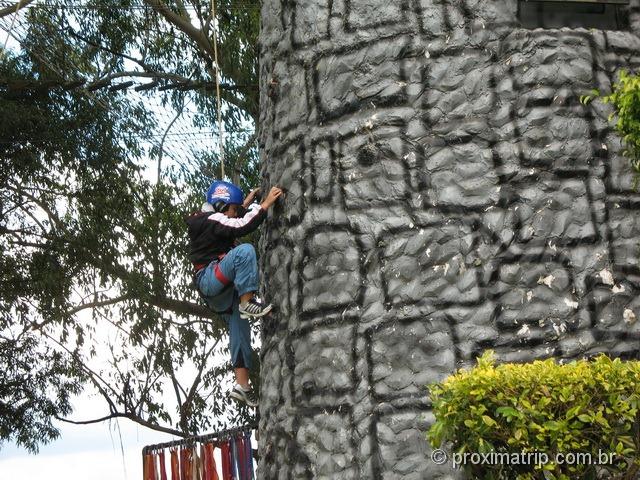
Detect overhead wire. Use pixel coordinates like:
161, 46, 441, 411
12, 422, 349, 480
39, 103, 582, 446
1, 0, 25, 53
0, 1, 260, 11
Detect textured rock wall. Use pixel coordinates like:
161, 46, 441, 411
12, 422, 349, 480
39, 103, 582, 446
257, 1, 640, 478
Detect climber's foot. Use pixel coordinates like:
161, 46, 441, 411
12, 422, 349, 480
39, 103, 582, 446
239, 297, 273, 319
229, 384, 258, 408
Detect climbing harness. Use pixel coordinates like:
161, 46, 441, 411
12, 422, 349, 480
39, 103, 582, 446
193, 253, 234, 315
193, 259, 231, 289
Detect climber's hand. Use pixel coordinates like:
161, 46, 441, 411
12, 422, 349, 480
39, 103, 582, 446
261, 186, 283, 210
243, 187, 261, 208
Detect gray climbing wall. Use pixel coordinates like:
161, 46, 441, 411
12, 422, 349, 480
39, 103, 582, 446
257, 1, 640, 478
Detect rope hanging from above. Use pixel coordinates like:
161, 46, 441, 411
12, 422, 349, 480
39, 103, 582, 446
210, 0, 226, 180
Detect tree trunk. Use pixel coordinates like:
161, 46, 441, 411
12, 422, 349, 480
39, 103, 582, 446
258, 1, 640, 478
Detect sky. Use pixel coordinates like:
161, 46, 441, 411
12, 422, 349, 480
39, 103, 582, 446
0, 389, 256, 479
0, 384, 183, 480
0, 400, 176, 480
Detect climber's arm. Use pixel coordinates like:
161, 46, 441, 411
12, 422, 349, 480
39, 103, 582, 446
206, 186, 283, 237
207, 203, 266, 237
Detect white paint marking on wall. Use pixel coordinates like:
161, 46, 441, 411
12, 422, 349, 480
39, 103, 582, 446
564, 298, 579, 309
537, 275, 555, 288
599, 269, 614, 286
517, 324, 530, 337
623, 309, 636, 325
612, 284, 625, 294
553, 322, 567, 337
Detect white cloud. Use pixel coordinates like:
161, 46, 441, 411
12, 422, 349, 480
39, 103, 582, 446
0, 401, 176, 479
0, 446, 149, 480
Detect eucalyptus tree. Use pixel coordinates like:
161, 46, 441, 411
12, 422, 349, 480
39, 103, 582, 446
0, 0, 261, 452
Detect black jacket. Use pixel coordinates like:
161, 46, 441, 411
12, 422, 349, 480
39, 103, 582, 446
186, 203, 266, 266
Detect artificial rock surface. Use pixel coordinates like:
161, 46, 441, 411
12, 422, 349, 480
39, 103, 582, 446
257, 1, 640, 478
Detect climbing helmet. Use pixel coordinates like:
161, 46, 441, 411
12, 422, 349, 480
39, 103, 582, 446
206, 180, 244, 213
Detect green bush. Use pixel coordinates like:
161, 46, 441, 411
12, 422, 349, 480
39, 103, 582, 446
428, 352, 640, 479
582, 70, 640, 184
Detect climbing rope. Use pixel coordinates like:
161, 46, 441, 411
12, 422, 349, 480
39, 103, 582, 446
210, 0, 225, 180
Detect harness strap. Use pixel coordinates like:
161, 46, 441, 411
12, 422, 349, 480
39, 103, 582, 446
214, 263, 232, 286
192, 256, 234, 315
193, 253, 227, 274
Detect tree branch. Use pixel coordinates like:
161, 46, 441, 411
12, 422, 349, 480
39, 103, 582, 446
56, 413, 186, 437
142, 0, 215, 60
67, 28, 154, 72
3, 71, 253, 93
7, 239, 47, 249
6, 184, 63, 230
174, 0, 189, 19
86, 70, 191, 90
147, 295, 223, 329
55, 414, 119, 425
179, 339, 218, 431
41, 331, 121, 406
169, 366, 184, 412
10, 233, 222, 330
30, 294, 130, 332
134, 330, 160, 416
193, 0, 207, 32
67, 294, 130, 316
157, 98, 188, 182
16, 204, 47, 235
0, 0, 35, 18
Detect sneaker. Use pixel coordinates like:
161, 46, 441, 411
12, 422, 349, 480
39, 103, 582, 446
229, 384, 258, 408
239, 297, 273, 319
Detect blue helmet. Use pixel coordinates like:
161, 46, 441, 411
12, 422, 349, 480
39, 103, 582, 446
206, 180, 244, 212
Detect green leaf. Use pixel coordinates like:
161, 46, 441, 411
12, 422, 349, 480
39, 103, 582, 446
482, 415, 498, 427
496, 406, 519, 418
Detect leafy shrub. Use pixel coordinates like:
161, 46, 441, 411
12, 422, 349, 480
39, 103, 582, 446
582, 70, 640, 184
428, 352, 640, 479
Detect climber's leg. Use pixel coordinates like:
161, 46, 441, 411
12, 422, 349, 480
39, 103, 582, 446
217, 243, 272, 319
235, 366, 249, 387
225, 298, 253, 371
216, 243, 259, 297
225, 298, 258, 407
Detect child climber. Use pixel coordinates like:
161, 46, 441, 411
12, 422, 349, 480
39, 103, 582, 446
187, 180, 283, 407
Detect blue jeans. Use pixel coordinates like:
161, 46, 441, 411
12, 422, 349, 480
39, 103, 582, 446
197, 243, 258, 369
